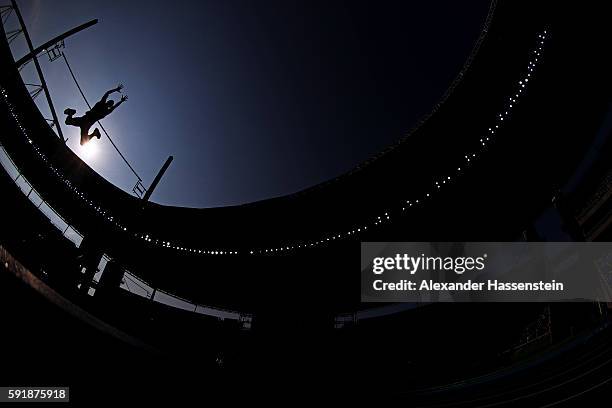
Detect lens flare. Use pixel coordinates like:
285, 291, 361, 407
80, 140, 98, 160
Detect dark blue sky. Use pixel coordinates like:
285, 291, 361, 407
10, 0, 490, 207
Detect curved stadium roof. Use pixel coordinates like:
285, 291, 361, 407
2, 1, 606, 312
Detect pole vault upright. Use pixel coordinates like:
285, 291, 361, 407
10, 0, 66, 141
9, 1, 98, 144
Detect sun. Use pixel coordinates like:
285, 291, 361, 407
80, 140, 98, 160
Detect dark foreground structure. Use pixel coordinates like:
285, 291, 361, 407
1, 1, 612, 403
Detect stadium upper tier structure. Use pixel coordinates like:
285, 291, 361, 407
1, 0, 612, 401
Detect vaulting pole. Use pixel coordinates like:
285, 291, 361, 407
14, 19, 98, 67
142, 156, 173, 202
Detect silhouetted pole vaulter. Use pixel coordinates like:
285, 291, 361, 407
62, 54, 145, 191
61, 54, 174, 200
64, 84, 128, 145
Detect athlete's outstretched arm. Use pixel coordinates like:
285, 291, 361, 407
101, 84, 124, 103
109, 95, 128, 113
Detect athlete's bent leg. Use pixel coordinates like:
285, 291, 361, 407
80, 126, 92, 146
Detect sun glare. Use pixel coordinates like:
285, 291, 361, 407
80, 141, 98, 160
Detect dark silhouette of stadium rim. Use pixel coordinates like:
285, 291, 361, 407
0, 3, 504, 241
3, 2, 612, 396
1, 1, 590, 313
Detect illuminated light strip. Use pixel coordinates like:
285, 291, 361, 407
0, 109, 254, 320
252, 28, 551, 255
0, 29, 550, 257
0, 144, 84, 247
